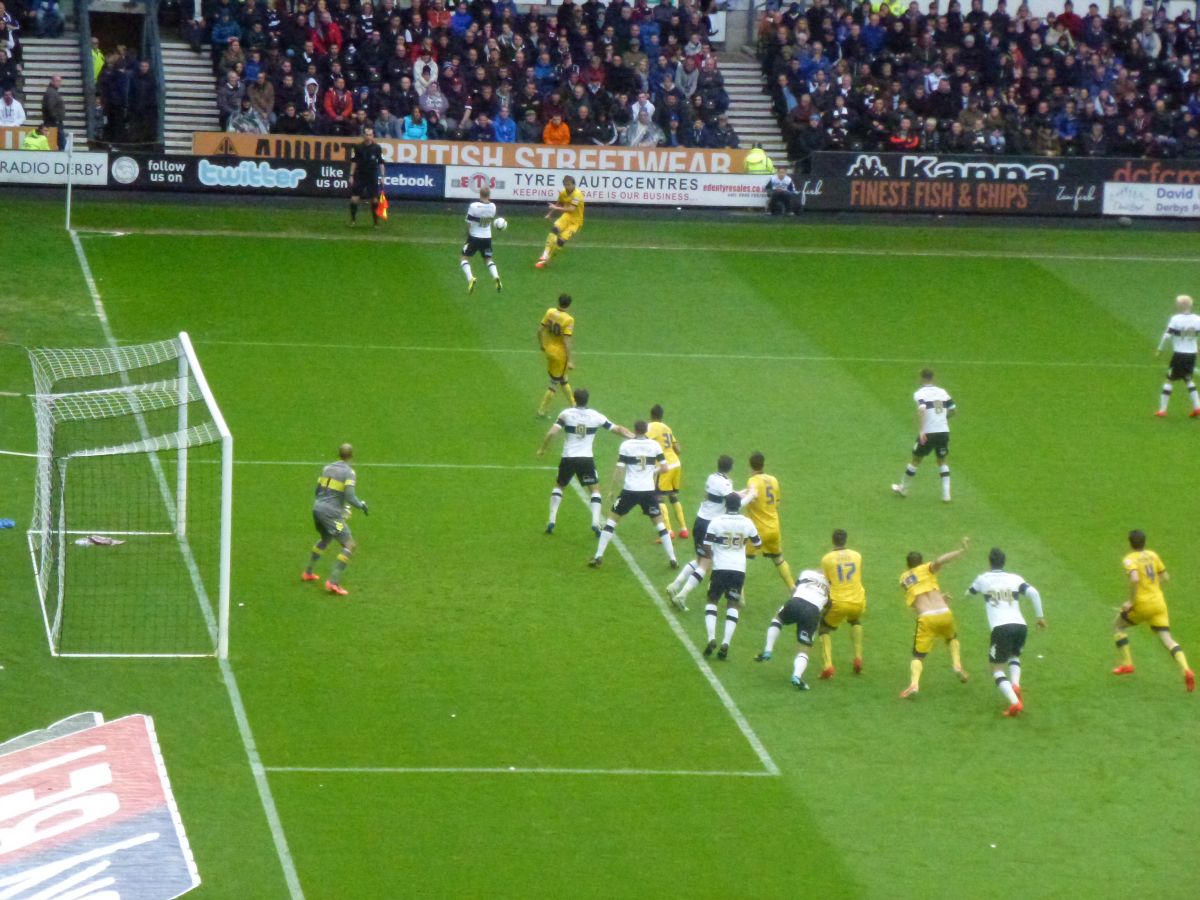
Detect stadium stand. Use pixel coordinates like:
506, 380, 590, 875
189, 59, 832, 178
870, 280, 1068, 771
756, 0, 1200, 164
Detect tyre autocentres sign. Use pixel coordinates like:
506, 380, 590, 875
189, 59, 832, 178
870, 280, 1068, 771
444, 165, 768, 207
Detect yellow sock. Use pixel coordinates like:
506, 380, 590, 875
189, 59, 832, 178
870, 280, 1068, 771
851, 623, 864, 660
776, 560, 794, 588
671, 501, 686, 532
910, 658, 924, 687
561, 381, 574, 405
659, 498, 675, 532
1171, 646, 1190, 672
537, 387, 556, 415
543, 235, 557, 257
1116, 633, 1133, 666
950, 638, 963, 671
820, 633, 833, 670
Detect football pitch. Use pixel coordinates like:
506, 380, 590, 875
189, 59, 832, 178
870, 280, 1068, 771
3, 195, 1200, 898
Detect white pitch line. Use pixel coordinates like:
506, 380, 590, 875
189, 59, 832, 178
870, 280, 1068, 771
265, 766, 774, 777
196, 338, 1152, 371
233, 459, 553, 471
68, 230, 306, 900
571, 483, 780, 777
0, 449, 40, 458
75, 225, 1200, 265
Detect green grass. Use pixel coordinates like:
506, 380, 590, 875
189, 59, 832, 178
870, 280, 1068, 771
3, 195, 1200, 898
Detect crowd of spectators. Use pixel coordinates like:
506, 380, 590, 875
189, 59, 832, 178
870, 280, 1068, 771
194, 0, 741, 147
94, 39, 160, 146
759, 0, 1200, 162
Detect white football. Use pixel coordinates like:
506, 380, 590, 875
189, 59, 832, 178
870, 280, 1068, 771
493, 217, 508, 231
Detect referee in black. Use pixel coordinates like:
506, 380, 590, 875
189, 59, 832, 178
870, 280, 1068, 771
348, 126, 385, 227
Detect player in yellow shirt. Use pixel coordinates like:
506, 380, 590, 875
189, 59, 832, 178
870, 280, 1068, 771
646, 405, 687, 540
899, 537, 971, 698
1113, 530, 1194, 691
818, 529, 866, 679
536, 175, 585, 269
537, 293, 576, 417
741, 452, 794, 589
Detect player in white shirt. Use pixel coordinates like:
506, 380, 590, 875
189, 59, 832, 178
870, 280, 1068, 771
537, 388, 633, 535
1154, 294, 1200, 417
754, 569, 831, 691
966, 548, 1046, 717
700, 494, 762, 659
460, 186, 502, 293
666, 455, 736, 610
589, 420, 677, 568
892, 368, 956, 502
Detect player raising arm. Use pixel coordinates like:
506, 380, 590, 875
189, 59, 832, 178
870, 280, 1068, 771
967, 548, 1046, 717
589, 421, 677, 569
899, 537, 971, 698
537, 388, 633, 535
536, 175, 585, 269
1112, 530, 1194, 691
302, 443, 370, 596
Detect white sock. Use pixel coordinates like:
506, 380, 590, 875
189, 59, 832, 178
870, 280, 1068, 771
722, 608, 739, 646
671, 560, 697, 591
658, 527, 676, 562
487, 260, 500, 280
595, 521, 616, 558
939, 464, 951, 500
677, 567, 703, 600
995, 673, 1019, 704
793, 651, 809, 680
1189, 382, 1199, 409
901, 464, 916, 486
1161, 384, 1172, 412
1008, 660, 1021, 687
765, 622, 781, 653
548, 488, 563, 524
589, 493, 602, 527
460, 260, 473, 282
705, 604, 718, 641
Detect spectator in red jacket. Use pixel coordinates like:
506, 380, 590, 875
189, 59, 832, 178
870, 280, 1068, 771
1057, 1, 1084, 39
323, 76, 355, 134
310, 12, 345, 56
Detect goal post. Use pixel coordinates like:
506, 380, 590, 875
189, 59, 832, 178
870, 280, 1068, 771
27, 333, 233, 658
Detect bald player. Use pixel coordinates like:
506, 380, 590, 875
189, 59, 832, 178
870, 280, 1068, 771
302, 443, 370, 596
1154, 294, 1200, 418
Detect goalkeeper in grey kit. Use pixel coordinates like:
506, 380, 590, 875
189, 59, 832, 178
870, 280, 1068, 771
302, 443, 369, 596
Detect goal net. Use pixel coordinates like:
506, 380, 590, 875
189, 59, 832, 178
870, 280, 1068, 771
27, 333, 232, 658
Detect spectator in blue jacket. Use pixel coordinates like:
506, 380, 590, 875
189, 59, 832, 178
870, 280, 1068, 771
493, 107, 516, 142
402, 107, 428, 139
450, 2, 474, 36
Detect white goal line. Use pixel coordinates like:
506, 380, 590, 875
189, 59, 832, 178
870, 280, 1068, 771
265, 766, 775, 778
76, 226, 1200, 265
195, 339, 1153, 372
231, 460, 554, 471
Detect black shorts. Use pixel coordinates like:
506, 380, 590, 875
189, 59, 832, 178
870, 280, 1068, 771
557, 456, 598, 487
775, 597, 821, 646
613, 490, 660, 517
1168, 352, 1197, 382
351, 175, 379, 198
462, 235, 494, 258
913, 431, 950, 459
707, 569, 745, 603
692, 516, 711, 557
988, 623, 1027, 663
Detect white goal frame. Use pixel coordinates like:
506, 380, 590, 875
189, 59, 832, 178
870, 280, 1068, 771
26, 332, 233, 659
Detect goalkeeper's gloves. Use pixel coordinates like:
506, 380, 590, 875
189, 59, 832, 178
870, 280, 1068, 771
359, 501, 369, 516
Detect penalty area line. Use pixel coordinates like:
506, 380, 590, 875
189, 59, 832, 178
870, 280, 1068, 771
265, 766, 775, 778
570, 482, 780, 777
231, 459, 554, 471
